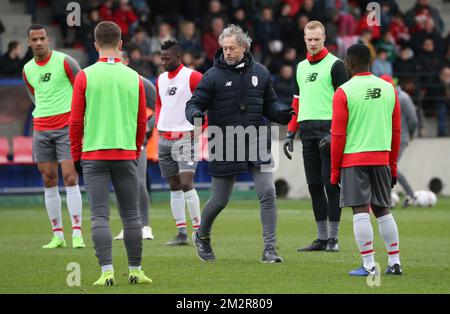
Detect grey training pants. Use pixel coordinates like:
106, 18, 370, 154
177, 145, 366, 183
138, 146, 150, 226
83, 160, 142, 267
198, 166, 278, 250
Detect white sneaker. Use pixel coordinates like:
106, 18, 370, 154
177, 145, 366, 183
142, 226, 154, 240
114, 229, 124, 240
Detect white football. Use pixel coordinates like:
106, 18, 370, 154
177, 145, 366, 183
412, 190, 437, 207
426, 191, 437, 207
390, 191, 400, 208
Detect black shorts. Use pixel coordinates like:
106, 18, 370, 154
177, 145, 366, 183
340, 166, 392, 208
301, 137, 331, 184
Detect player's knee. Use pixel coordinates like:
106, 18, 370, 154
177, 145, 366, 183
122, 219, 142, 230
63, 173, 77, 186
41, 172, 57, 187
180, 181, 194, 192
210, 196, 229, 210
308, 183, 323, 196
257, 186, 276, 203
91, 217, 109, 230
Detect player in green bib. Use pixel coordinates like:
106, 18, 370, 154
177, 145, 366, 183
330, 44, 402, 276
69, 21, 151, 286
283, 21, 348, 252
22, 24, 85, 250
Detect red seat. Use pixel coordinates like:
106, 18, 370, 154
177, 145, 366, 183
0, 137, 9, 164
13, 136, 33, 164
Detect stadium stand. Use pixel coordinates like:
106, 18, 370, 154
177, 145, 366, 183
12, 136, 33, 164
0, 137, 9, 164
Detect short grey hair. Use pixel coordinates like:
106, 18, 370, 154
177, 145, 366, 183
218, 24, 252, 52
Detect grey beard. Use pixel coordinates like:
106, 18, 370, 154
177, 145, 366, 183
225, 55, 244, 66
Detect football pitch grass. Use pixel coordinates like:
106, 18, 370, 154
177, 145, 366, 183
1, 196, 449, 294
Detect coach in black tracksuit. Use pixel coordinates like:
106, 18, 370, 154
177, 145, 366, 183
283, 21, 349, 252
186, 24, 293, 263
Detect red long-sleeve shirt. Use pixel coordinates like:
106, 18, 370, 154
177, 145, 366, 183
69, 58, 147, 161
330, 72, 401, 184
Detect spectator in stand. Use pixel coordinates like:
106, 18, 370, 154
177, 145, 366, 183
372, 48, 393, 77
411, 18, 445, 55
355, 11, 381, 41
130, 0, 150, 24
273, 64, 296, 106
323, 0, 356, 37
112, 0, 139, 39
0, 41, 24, 77
131, 26, 153, 61
281, 0, 302, 17
393, 46, 420, 83
358, 29, 376, 63
286, 14, 309, 59
0, 18, 5, 55
149, 22, 174, 54
99, 0, 114, 21
379, 1, 396, 33
254, 6, 282, 62
51, 0, 74, 47
203, 0, 227, 33
202, 16, 225, 67
417, 38, 444, 113
298, 0, 324, 22
324, 9, 340, 53
267, 46, 298, 74
430, 66, 450, 136
445, 41, 450, 68
78, 9, 100, 65
182, 51, 196, 69
405, 0, 444, 34
127, 46, 153, 78
375, 31, 397, 63
178, 20, 203, 57
389, 12, 410, 46
230, 7, 252, 34
277, 2, 294, 42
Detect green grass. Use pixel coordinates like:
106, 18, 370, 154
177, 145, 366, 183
0, 196, 450, 294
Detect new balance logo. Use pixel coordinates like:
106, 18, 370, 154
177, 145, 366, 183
365, 88, 381, 99
38, 73, 52, 83
390, 242, 398, 247
225, 81, 232, 87
305, 72, 318, 82
166, 87, 177, 96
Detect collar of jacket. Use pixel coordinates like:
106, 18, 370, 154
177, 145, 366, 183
214, 49, 254, 71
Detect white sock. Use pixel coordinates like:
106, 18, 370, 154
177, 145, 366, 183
170, 190, 186, 232
65, 185, 82, 237
377, 213, 401, 266
129, 266, 141, 272
353, 213, 375, 269
101, 265, 114, 273
44, 186, 64, 239
185, 189, 201, 230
